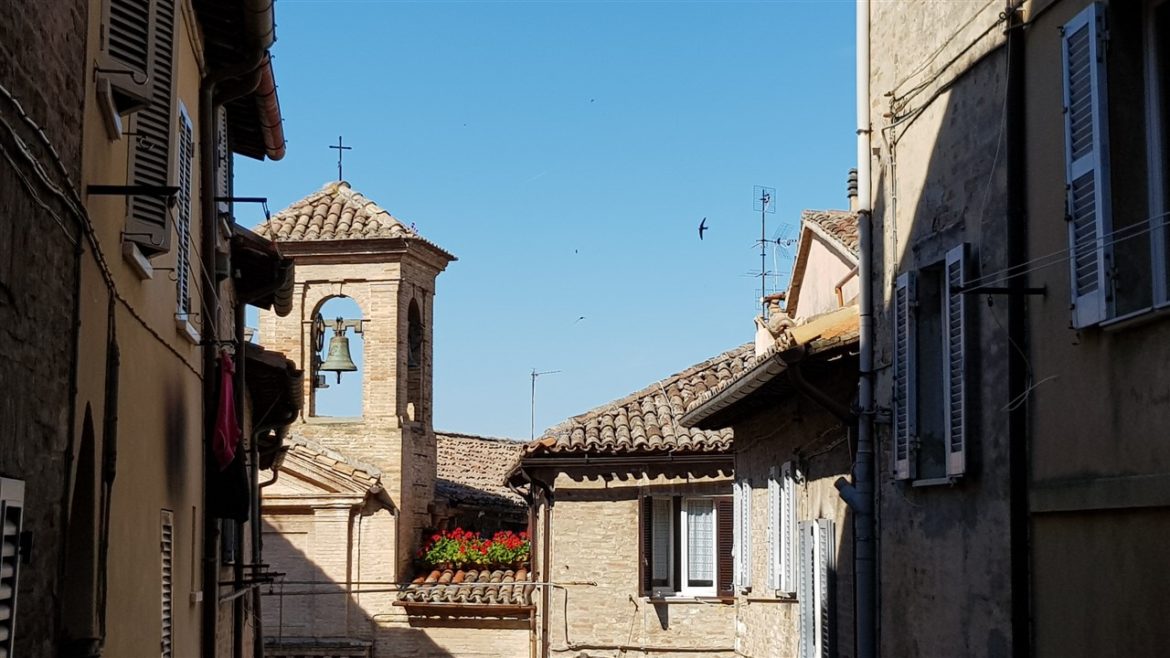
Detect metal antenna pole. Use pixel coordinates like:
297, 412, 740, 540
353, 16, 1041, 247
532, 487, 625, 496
753, 186, 776, 318
530, 369, 561, 440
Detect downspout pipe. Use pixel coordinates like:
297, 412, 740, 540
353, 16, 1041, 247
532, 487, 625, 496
199, 8, 275, 652
1004, 4, 1030, 657
836, 2, 877, 657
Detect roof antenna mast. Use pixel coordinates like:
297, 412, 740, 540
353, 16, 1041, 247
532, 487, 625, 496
753, 185, 776, 318
530, 368, 561, 440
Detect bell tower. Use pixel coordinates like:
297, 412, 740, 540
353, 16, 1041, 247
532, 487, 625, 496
254, 181, 455, 576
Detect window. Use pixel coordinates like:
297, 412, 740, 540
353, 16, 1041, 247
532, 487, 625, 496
768, 462, 797, 594
893, 244, 968, 482
0, 478, 25, 657
732, 476, 752, 591
123, 0, 176, 257
175, 105, 193, 318
1060, 1, 1170, 324
161, 509, 174, 658
640, 495, 733, 598
798, 519, 836, 658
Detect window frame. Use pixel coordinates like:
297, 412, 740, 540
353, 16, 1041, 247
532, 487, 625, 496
643, 494, 724, 599
768, 462, 797, 594
1146, 0, 1170, 308
892, 244, 969, 484
678, 497, 718, 597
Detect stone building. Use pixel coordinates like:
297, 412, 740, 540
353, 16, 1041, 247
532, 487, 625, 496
1, 1, 295, 656
861, 1, 1016, 655
682, 209, 860, 658
507, 345, 753, 658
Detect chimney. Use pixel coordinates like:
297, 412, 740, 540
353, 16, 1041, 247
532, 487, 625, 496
847, 168, 859, 211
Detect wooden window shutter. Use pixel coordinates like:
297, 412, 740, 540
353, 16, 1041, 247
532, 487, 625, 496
100, 0, 155, 112
0, 478, 25, 657
716, 497, 734, 596
944, 245, 969, 477
176, 107, 194, 315
125, 0, 177, 256
893, 272, 917, 480
767, 467, 779, 591
815, 519, 837, 658
215, 107, 231, 216
640, 496, 652, 595
1062, 2, 1113, 328
161, 509, 174, 658
798, 520, 816, 658
780, 462, 796, 593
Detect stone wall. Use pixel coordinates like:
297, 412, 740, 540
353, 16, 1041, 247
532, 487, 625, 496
868, 1, 1014, 656
542, 471, 737, 658
729, 371, 855, 658
0, 1, 87, 655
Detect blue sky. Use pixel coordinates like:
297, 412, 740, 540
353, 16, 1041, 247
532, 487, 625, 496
238, 0, 856, 440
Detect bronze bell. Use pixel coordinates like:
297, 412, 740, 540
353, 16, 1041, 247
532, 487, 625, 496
319, 334, 357, 383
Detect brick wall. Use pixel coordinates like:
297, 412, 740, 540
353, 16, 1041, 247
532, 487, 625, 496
0, 1, 87, 655
730, 379, 855, 658
543, 471, 737, 658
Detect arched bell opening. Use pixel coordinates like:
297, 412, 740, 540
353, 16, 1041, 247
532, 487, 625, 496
310, 295, 365, 418
406, 298, 423, 422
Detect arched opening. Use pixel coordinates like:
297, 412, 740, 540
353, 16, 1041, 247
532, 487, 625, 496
311, 296, 365, 418
406, 298, 423, 421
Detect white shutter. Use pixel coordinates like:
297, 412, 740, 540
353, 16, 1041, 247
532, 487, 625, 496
767, 467, 779, 590
815, 519, 837, 658
1062, 2, 1113, 328
893, 272, 917, 480
780, 462, 796, 593
732, 480, 741, 589
161, 510, 174, 658
741, 478, 752, 590
0, 478, 24, 658
176, 106, 194, 315
944, 245, 969, 477
798, 521, 816, 658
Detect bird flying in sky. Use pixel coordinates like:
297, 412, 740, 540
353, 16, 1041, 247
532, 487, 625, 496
698, 217, 708, 240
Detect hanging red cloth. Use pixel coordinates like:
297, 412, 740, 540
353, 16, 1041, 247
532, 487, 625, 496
213, 351, 241, 471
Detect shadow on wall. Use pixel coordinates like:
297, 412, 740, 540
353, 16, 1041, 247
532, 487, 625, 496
261, 517, 455, 658
872, 40, 1014, 658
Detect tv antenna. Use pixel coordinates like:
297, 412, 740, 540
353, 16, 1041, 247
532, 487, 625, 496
530, 368, 561, 440
753, 186, 776, 318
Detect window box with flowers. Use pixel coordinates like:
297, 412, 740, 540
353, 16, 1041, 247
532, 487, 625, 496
399, 528, 536, 613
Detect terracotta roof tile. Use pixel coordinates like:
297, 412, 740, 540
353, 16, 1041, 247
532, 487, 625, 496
284, 435, 384, 486
801, 209, 859, 256
398, 567, 535, 606
435, 433, 526, 513
521, 344, 753, 458
254, 181, 453, 257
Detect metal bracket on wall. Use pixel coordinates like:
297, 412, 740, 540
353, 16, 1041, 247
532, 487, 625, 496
215, 196, 270, 220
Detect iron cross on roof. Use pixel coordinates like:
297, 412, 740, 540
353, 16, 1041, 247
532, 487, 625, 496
329, 135, 352, 181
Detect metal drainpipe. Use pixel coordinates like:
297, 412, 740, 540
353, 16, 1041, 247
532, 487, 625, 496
199, 47, 269, 658
834, 2, 877, 657
1004, 4, 1031, 657
232, 303, 246, 658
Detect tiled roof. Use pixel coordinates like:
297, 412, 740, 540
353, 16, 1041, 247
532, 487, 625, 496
254, 181, 453, 257
801, 210, 859, 257
435, 432, 526, 512
521, 344, 754, 458
681, 309, 860, 428
283, 435, 384, 491
397, 567, 534, 606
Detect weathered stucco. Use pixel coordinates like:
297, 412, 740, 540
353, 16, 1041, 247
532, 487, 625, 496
868, 1, 1014, 655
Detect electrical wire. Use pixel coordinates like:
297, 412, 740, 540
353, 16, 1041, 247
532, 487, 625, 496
0, 82, 203, 377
